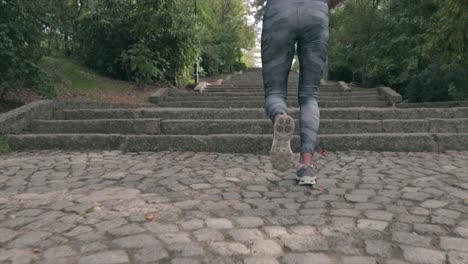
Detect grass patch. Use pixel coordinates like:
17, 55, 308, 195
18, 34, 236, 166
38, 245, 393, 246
39, 57, 158, 104
0, 136, 11, 155
41, 57, 129, 93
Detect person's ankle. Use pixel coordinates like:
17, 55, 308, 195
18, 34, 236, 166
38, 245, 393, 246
273, 112, 285, 120
299, 152, 314, 166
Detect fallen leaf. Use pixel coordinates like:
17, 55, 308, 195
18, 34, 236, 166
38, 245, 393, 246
319, 150, 328, 156
145, 213, 155, 221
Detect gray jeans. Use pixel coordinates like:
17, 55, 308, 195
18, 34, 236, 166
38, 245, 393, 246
262, 0, 329, 154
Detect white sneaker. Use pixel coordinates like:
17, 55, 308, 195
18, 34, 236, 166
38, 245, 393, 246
296, 165, 317, 186
270, 114, 295, 172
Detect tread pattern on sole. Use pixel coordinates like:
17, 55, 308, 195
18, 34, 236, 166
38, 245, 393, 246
296, 175, 317, 186
270, 114, 295, 172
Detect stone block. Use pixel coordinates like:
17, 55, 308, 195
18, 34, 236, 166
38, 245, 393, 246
378, 86, 403, 105
338, 81, 352, 92
149, 88, 169, 103
0, 100, 54, 134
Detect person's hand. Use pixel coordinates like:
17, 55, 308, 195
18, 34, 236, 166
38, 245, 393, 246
328, 0, 344, 9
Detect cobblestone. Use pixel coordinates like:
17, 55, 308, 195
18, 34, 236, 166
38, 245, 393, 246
454, 226, 468, 238
111, 234, 160, 248
209, 241, 250, 255
282, 253, 333, 264
168, 243, 204, 256
365, 239, 394, 257
243, 257, 279, 264
80, 242, 108, 253
401, 246, 446, 264
43, 245, 77, 259
440, 237, 468, 252
235, 216, 264, 228
0, 228, 18, 243
358, 219, 389, 231
448, 251, 468, 264
134, 246, 169, 263
206, 218, 233, 229
181, 219, 204, 230
341, 256, 377, 264
77, 250, 129, 264
194, 228, 224, 241
345, 194, 369, 203
9, 230, 52, 248
282, 234, 329, 251
0, 150, 467, 263
248, 239, 283, 255
263, 226, 288, 238
228, 228, 264, 241
392, 231, 432, 247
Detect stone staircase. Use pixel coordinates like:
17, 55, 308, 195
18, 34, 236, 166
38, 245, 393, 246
3, 68, 468, 153
160, 69, 389, 108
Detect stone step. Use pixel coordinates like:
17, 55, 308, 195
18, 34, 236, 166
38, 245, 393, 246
170, 90, 379, 97
160, 118, 468, 135
157, 100, 389, 108
31, 118, 468, 135
211, 81, 299, 83
55, 107, 468, 121
31, 119, 161, 135
208, 84, 335, 88
165, 95, 383, 102
204, 87, 349, 93
7, 133, 468, 153
397, 101, 468, 108
207, 83, 340, 87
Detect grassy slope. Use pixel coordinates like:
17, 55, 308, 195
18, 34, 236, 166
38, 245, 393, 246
41, 57, 160, 103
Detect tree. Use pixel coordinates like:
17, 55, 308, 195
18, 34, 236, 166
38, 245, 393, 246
0, 0, 53, 99
74, 0, 200, 85
328, 0, 467, 102
199, 0, 256, 75
73, 0, 254, 84
1, 0, 256, 99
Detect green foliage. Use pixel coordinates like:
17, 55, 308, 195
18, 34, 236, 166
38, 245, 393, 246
252, 0, 267, 23
0, 0, 55, 99
329, 0, 467, 102
74, 0, 137, 79
406, 63, 468, 103
72, 0, 255, 85
1, 0, 254, 102
408, 65, 468, 103
0, 136, 10, 155
42, 0, 84, 56
199, 0, 255, 75
427, 0, 467, 65
121, 43, 164, 86
41, 57, 129, 94
74, 0, 204, 85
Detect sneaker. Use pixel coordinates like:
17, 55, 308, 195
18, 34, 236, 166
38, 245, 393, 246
270, 114, 295, 172
296, 165, 317, 186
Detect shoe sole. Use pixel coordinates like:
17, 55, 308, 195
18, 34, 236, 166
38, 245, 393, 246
270, 114, 295, 172
296, 175, 317, 186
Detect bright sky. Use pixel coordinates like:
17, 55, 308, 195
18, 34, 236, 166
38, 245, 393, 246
244, 0, 263, 67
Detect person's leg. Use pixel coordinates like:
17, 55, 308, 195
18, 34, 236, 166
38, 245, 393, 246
295, 0, 329, 183
261, 2, 296, 121
262, 2, 298, 172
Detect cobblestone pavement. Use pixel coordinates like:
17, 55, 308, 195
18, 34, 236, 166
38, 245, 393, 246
1, 150, 468, 264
